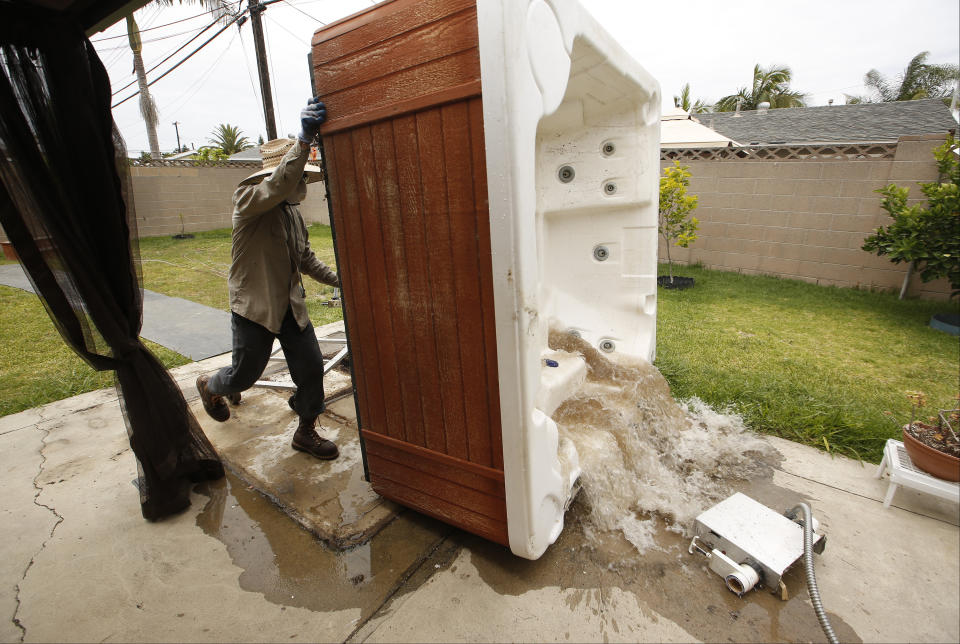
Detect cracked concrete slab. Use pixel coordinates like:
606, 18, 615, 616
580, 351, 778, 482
190, 384, 402, 549
2, 344, 958, 643
12, 395, 381, 642
0, 424, 59, 643
352, 546, 696, 643
347, 444, 959, 644
762, 468, 959, 643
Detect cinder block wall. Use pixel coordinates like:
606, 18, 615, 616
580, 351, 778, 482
0, 165, 331, 243
128, 165, 330, 238
659, 134, 954, 300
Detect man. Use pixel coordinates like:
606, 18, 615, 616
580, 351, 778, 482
196, 97, 340, 460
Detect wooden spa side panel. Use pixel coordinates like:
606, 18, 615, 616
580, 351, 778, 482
312, 0, 507, 546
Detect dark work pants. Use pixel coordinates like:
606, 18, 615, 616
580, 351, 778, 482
207, 308, 326, 419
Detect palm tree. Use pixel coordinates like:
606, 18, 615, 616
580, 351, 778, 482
124, 1, 236, 159
864, 51, 960, 102
715, 64, 806, 112
208, 124, 251, 155
673, 83, 710, 114
125, 14, 161, 159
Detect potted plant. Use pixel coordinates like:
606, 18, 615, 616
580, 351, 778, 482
658, 161, 699, 289
886, 392, 960, 481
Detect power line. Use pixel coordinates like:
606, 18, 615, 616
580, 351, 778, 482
112, 13, 244, 108
95, 26, 212, 51
91, 9, 217, 41
111, 13, 229, 97
265, 14, 310, 46
100, 4, 162, 72
280, 0, 325, 24
166, 29, 241, 118
237, 25, 263, 108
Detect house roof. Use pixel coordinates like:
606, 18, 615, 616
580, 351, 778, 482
661, 107, 738, 148
693, 99, 957, 145
228, 147, 262, 161
166, 150, 199, 160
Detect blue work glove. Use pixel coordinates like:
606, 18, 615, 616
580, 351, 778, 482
297, 97, 327, 143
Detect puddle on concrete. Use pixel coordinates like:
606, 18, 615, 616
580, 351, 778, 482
339, 465, 373, 528
446, 480, 861, 644
195, 471, 449, 619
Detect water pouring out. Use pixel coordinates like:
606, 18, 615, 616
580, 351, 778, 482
547, 328, 780, 554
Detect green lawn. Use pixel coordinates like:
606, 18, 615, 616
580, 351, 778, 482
3, 228, 957, 466
0, 285, 189, 417
654, 263, 959, 462
0, 224, 342, 417
138, 225, 344, 327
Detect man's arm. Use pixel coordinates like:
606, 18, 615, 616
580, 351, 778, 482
233, 140, 310, 218
233, 99, 327, 219
301, 239, 339, 288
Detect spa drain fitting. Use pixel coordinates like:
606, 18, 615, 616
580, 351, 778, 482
689, 493, 837, 644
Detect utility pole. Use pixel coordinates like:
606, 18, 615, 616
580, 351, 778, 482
172, 121, 181, 152
247, 0, 277, 140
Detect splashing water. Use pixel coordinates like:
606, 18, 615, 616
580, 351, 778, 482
548, 329, 779, 553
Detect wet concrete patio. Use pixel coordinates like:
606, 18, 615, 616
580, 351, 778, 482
1, 327, 958, 643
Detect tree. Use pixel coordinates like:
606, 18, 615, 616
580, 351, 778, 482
862, 136, 960, 299
126, 15, 161, 160
208, 123, 251, 155
715, 64, 806, 112
195, 146, 229, 163
864, 51, 960, 103
673, 83, 710, 114
124, 1, 236, 159
659, 162, 699, 282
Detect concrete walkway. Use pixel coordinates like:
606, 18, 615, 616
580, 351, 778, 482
1, 344, 958, 643
0, 263, 231, 360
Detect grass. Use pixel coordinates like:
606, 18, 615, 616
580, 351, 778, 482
654, 263, 959, 463
138, 224, 344, 327
4, 227, 957, 464
0, 285, 190, 417
0, 224, 344, 418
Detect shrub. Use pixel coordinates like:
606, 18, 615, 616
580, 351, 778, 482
659, 161, 699, 281
862, 136, 960, 298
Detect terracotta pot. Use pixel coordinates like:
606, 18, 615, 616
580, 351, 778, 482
0, 241, 16, 261
902, 428, 960, 482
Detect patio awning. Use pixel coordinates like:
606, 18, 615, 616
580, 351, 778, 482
661, 106, 738, 148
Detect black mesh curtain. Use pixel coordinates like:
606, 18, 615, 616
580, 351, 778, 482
0, 6, 223, 520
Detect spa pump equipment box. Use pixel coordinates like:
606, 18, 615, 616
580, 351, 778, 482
312, 0, 660, 559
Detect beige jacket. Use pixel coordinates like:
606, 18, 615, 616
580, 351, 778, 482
228, 139, 338, 334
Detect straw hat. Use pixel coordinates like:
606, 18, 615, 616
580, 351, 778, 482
240, 138, 324, 186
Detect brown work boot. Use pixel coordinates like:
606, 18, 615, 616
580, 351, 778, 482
292, 417, 339, 460
196, 374, 229, 422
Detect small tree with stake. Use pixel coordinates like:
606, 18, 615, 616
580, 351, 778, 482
659, 161, 699, 283
862, 136, 959, 299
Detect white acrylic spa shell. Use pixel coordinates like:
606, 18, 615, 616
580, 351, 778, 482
478, 0, 660, 559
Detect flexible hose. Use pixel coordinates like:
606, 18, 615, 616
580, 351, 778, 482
790, 503, 839, 644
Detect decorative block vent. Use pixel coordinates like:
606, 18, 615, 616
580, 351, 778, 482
661, 143, 897, 163
129, 160, 262, 169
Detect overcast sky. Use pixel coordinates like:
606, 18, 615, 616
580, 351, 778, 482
92, 0, 960, 156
